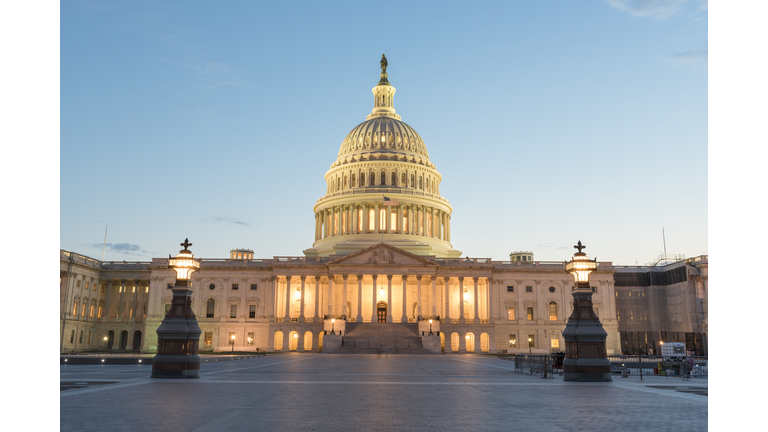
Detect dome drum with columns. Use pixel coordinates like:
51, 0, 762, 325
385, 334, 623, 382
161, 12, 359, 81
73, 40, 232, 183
304, 55, 462, 259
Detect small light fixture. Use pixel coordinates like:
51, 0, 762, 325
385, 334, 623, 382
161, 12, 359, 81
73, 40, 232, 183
294, 333, 298, 338
465, 334, 470, 339
169, 238, 200, 283
139, 360, 142, 363
101, 359, 105, 362
295, 287, 301, 300
565, 241, 597, 290
64, 359, 67, 362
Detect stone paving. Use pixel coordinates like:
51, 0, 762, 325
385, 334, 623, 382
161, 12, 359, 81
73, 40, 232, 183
60, 353, 707, 432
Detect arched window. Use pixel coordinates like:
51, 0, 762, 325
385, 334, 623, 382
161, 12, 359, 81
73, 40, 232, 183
391, 172, 396, 186
410, 174, 415, 188
549, 301, 558, 321
419, 177, 423, 189
274, 331, 283, 351
343, 175, 348, 188
360, 173, 365, 186
381, 172, 386, 185
351, 174, 356, 187
401, 173, 406, 186
337, 177, 341, 190
89, 303, 94, 318
206, 299, 215, 318
72, 301, 78, 316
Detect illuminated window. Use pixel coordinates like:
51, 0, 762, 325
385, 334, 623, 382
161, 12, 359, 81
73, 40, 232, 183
206, 299, 215, 318
334, 213, 338, 235
132, 286, 136, 293
508, 333, 516, 348
230, 305, 237, 319
72, 301, 78, 316
527, 307, 534, 321
549, 302, 557, 321
379, 208, 386, 230
145, 286, 148, 293
77, 280, 81, 288
204, 332, 213, 346
391, 210, 397, 231
550, 333, 560, 348
369, 209, 375, 230
101, 285, 104, 293
402, 211, 408, 232
507, 307, 515, 320
427, 214, 432, 236
81, 303, 86, 316
247, 332, 255, 345
357, 208, 363, 231
249, 305, 256, 319
528, 334, 535, 348
98, 305, 103, 318
89, 304, 94, 317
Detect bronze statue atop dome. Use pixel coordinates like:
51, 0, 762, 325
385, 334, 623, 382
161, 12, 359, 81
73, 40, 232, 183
378, 53, 390, 85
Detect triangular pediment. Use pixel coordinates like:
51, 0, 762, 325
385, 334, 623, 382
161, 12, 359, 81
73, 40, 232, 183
327, 243, 438, 267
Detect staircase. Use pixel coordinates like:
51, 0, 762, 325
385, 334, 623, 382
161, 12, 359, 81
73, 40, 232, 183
334, 323, 433, 354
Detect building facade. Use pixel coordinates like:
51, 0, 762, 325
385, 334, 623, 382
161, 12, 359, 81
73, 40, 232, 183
60, 57, 702, 356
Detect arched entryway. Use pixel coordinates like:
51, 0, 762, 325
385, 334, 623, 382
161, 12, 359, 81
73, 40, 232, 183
480, 332, 490, 353
132, 331, 142, 352
465, 332, 476, 352
289, 331, 299, 351
451, 332, 459, 352
119, 330, 128, 350
274, 331, 284, 351
440, 332, 445, 352
377, 301, 387, 323
107, 330, 114, 350
303, 331, 313, 351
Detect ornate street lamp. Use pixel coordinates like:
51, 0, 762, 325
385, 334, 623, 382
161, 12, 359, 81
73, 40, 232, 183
562, 241, 612, 382
151, 239, 202, 379
428, 319, 433, 335
330, 317, 336, 335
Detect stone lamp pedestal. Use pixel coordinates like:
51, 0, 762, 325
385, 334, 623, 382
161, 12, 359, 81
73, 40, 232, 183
562, 289, 612, 382
151, 281, 201, 378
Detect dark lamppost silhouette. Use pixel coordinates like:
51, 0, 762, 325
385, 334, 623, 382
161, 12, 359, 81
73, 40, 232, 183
151, 239, 202, 378
562, 240, 612, 382
428, 319, 433, 335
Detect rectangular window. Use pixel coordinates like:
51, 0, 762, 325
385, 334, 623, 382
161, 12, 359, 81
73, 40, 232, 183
507, 286, 514, 292
525, 286, 532, 293
527, 307, 534, 321
247, 332, 255, 345
357, 208, 363, 232
379, 208, 386, 231
402, 211, 408, 232
70, 330, 75, 343
101, 285, 104, 292
145, 286, 148, 293
334, 213, 338, 235
232, 283, 239, 290
129, 306, 133, 318
229, 331, 236, 345
79, 331, 84, 344
549, 303, 557, 321
251, 284, 258, 290
132, 286, 136, 293
90, 304, 94, 317
249, 305, 256, 319
77, 280, 81, 287
204, 332, 212, 346
592, 286, 596, 293
550, 333, 560, 348
528, 334, 535, 348
98, 306, 103, 318
165, 303, 172, 316
85, 282, 89, 290
391, 209, 397, 231
87, 331, 92, 344
81, 304, 86, 316
230, 305, 237, 319
508, 333, 516, 348
427, 214, 432, 236
507, 307, 515, 321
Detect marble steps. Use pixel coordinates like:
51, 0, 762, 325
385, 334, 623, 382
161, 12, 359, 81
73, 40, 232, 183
337, 323, 432, 354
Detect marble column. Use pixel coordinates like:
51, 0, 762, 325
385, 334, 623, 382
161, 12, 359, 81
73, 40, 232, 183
486, 277, 492, 321
342, 275, 348, 318
431, 276, 437, 318
473, 277, 479, 322
330, 207, 336, 237
351, 203, 357, 234
299, 276, 306, 322
118, 280, 126, 318
458, 277, 465, 324
443, 277, 450, 321
416, 275, 422, 318
386, 205, 391, 234
421, 206, 427, 236
397, 204, 403, 233
401, 276, 408, 323
386, 275, 393, 322
356, 275, 363, 322
362, 203, 369, 233
284, 276, 292, 322
371, 275, 378, 322
314, 276, 321, 321
374, 202, 380, 234
104, 280, 113, 319
328, 276, 335, 317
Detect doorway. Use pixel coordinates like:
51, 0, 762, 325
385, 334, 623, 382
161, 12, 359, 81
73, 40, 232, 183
377, 302, 387, 323
132, 331, 142, 352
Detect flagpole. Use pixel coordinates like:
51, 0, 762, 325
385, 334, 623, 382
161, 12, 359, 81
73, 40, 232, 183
102, 225, 108, 261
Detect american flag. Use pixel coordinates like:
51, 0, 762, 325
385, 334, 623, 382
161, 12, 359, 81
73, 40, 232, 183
383, 196, 398, 206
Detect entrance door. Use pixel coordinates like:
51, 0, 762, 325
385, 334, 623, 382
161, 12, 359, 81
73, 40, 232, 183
377, 303, 387, 323
132, 331, 142, 352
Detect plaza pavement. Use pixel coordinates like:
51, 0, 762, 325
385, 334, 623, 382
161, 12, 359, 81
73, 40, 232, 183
60, 353, 707, 432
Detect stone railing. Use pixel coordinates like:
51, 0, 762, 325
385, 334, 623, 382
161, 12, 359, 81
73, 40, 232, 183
318, 187, 450, 204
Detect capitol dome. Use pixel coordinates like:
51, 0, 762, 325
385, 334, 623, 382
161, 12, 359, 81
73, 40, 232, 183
303, 55, 461, 259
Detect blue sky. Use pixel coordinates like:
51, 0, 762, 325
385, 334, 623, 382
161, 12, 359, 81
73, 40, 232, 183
59, 0, 708, 264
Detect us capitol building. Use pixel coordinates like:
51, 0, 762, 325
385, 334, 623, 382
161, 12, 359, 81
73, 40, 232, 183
59, 56, 707, 356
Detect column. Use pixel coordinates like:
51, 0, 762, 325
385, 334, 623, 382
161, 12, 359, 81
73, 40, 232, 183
386, 205, 392, 234
431, 276, 437, 318
401, 276, 408, 323
486, 277, 492, 321
362, 203, 369, 233
371, 275, 378, 322
269, 276, 276, 321
351, 203, 357, 234
430, 208, 435, 238
131, 280, 140, 320
409, 204, 415, 235
118, 280, 126, 318
459, 332, 467, 353
356, 275, 363, 322
299, 276, 306, 322
284, 276, 292, 322
342, 275, 348, 318
458, 277, 465, 324
328, 276, 335, 317
421, 206, 426, 236
374, 202, 380, 234
397, 204, 403, 233
314, 276, 321, 321
473, 277, 479, 322
444, 277, 450, 321
332, 207, 337, 237
104, 280, 113, 319
386, 275, 393, 322
447, 215, 451, 242
314, 213, 319, 241
416, 275, 422, 318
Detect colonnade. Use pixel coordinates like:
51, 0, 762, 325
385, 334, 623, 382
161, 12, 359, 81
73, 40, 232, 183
273, 274, 492, 324
314, 202, 451, 242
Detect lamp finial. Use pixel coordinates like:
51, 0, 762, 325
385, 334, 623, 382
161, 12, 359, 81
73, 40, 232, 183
180, 238, 192, 251
574, 240, 585, 253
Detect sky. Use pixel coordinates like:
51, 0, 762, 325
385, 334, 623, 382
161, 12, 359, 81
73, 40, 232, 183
59, 0, 709, 265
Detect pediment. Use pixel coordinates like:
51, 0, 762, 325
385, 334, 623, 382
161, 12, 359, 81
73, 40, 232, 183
327, 243, 438, 267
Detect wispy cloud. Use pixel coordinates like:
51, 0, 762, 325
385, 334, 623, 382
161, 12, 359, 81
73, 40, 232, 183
182, 62, 254, 90
537, 243, 570, 250
670, 49, 707, 66
88, 243, 152, 256
205, 217, 251, 227
605, 0, 690, 19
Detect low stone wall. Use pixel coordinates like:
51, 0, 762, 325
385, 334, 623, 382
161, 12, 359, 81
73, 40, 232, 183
322, 334, 342, 353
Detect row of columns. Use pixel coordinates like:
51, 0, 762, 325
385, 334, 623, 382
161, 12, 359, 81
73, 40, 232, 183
65, 276, 148, 323
275, 275, 492, 323
314, 202, 451, 242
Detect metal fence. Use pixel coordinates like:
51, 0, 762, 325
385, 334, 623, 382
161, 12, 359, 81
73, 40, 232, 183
503, 354, 707, 379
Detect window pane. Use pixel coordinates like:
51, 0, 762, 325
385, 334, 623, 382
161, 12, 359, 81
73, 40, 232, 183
204, 332, 213, 345
508, 334, 516, 348
549, 303, 557, 320
550, 334, 560, 348
526, 286, 532, 293
247, 332, 254, 345
249, 305, 256, 319
528, 335, 535, 348
507, 307, 515, 320
230, 304, 237, 318
527, 307, 533, 321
